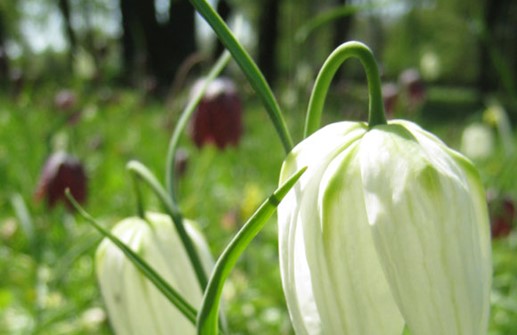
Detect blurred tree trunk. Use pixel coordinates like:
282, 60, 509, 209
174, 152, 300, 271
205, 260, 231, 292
57, 0, 76, 69
478, 0, 517, 97
0, 7, 8, 82
167, 0, 196, 80
332, 0, 354, 82
332, 0, 352, 47
119, 0, 196, 89
258, 0, 280, 84
119, 0, 137, 81
134, 0, 162, 83
213, 0, 232, 59
479, 0, 502, 93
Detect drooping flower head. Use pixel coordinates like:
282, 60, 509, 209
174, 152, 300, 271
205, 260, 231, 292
35, 151, 87, 211
398, 68, 426, 108
277, 42, 492, 335
96, 212, 214, 335
487, 192, 515, 239
189, 77, 243, 149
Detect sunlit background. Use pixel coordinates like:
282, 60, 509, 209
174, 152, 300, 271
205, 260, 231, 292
1, 0, 516, 334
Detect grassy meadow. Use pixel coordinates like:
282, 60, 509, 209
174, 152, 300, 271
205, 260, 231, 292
0, 79, 516, 334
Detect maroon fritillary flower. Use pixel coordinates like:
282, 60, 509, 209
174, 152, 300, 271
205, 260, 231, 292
54, 89, 77, 111
382, 82, 399, 117
488, 193, 515, 239
398, 68, 426, 107
189, 77, 243, 149
35, 152, 87, 211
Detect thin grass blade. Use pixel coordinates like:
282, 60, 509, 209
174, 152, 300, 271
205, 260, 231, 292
189, 0, 293, 153
166, 50, 232, 200
65, 190, 198, 324
196, 167, 307, 335
126, 160, 208, 290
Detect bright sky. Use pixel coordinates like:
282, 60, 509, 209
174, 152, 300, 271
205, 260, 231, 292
16, 0, 121, 54
13, 0, 405, 56
14, 0, 222, 56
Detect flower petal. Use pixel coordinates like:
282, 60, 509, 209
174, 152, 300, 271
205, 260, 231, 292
359, 123, 491, 335
96, 213, 213, 335
306, 142, 404, 334
279, 122, 404, 334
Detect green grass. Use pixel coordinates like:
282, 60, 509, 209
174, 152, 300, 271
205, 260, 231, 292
0, 83, 516, 334
0, 84, 293, 334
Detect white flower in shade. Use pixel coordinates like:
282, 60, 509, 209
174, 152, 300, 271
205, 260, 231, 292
278, 120, 492, 335
96, 212, 213, 335
460, 123, 495, 160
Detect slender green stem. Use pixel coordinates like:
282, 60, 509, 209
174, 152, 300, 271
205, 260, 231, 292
166, 51, 232, 201
304, 41, 386, 137
127, 160, 208, 290
189, 0, 293, 153
66, 191, 198, 324
196, 167, 307, 335
295, 3, 385, 43
129, 169, 146, 219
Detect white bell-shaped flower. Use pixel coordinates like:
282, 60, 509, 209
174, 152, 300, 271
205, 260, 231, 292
96, 212, 213, 335
278, 120, 492, 335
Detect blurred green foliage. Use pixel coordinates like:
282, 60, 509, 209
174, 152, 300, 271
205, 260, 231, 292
0, 0, 516, 334
1, 77, 517, 333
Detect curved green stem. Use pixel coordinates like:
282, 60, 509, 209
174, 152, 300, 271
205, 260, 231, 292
189, 0, 293, 153
127, 160, 208, 291
166, 51, 232, 201
129, 169, 146, 219
304, 41, 386, 137
196, 167, 306, 335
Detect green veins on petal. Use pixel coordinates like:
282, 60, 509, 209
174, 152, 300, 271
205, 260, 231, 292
360, 123, 490, 335
278, 120, 492, 335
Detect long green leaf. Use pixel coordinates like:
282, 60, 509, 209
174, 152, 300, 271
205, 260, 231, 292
129, 168, 146, 219
189, 0, 293, 154
166, 50, 232, 201
196, 167, 307, 335
126, 160, 208, 290
65, 190, 198, 324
